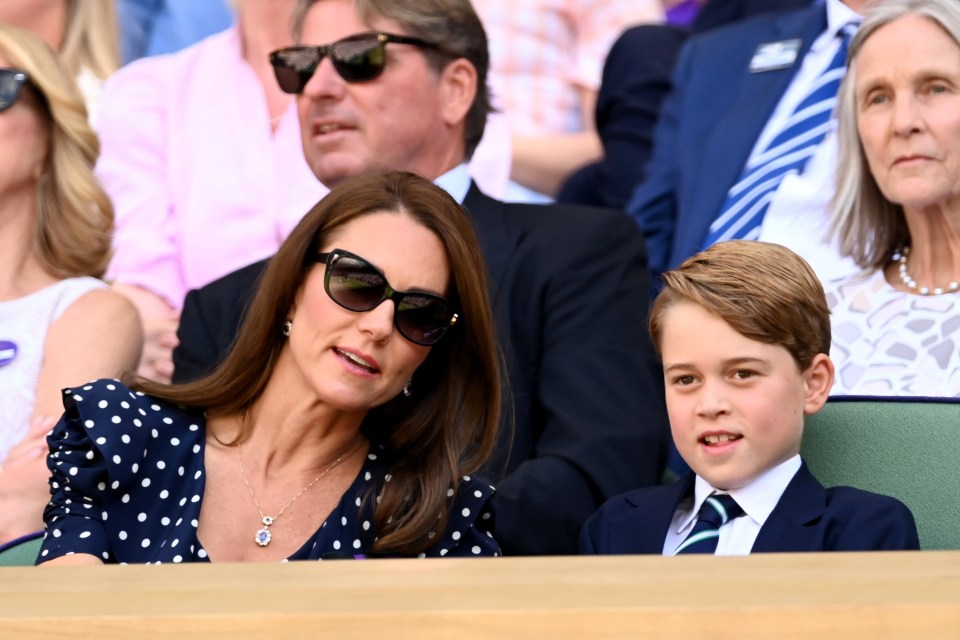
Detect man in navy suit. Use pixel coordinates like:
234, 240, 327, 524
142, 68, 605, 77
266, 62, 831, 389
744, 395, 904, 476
172, 0, 668, 556
557, 0, 813, 209
627, 0, 871, 286
581, 241, 919, 555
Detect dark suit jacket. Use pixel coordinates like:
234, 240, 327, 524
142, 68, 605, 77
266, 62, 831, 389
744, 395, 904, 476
173, 183, 669, 555
557, 0, 814, 210
692, 0, 814, 33
626, 2, 829, 281
580, 462, 921, 554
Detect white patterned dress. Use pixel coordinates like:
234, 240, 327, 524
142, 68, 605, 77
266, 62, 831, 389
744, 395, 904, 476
825, 269, 960, 397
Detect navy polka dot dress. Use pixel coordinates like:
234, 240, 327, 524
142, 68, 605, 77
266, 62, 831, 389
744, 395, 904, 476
38, 379, 500, 564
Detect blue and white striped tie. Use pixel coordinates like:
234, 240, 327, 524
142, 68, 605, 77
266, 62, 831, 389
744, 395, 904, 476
704, 24, 857, 247
674, 494, 744, 555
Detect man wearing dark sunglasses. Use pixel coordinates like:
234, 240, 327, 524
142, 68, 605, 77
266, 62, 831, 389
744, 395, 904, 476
174, 0, 668, 556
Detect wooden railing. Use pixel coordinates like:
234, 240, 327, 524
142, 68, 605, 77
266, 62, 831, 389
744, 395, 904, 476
2, 552, 959, 638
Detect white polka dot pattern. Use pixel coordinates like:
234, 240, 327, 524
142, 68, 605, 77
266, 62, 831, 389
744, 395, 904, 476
38, 379, 501, 564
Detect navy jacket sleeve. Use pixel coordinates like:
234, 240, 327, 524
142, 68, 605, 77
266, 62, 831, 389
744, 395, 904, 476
624, 36, 695, 284
558, 24, 688, 210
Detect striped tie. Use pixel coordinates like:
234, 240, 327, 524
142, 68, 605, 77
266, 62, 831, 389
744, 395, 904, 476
704, 24, 857, 247
674, 494, 744, 555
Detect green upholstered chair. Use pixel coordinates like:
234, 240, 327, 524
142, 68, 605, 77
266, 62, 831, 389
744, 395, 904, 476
0, 532, 42, 567
802, 396, 960, 550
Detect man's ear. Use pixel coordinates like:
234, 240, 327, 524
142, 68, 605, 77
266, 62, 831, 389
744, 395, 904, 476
438, 58, 477, 128
802, 353, 835, 415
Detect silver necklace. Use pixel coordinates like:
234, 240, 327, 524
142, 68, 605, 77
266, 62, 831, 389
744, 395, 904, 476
897, 246, 960, 296
239, 443, 354, 547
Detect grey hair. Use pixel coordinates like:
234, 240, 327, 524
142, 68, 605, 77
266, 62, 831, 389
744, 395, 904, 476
832, 0, 960, 270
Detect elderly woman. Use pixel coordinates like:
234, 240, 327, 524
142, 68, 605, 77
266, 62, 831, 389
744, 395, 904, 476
827, 0, 960, 396
38, 171, 502, 564
0, 25, 140, 545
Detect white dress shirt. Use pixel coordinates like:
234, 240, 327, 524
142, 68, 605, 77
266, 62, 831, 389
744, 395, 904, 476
756, 0, 862, 284
663, 455, 803, 556
434, 163, 473, 205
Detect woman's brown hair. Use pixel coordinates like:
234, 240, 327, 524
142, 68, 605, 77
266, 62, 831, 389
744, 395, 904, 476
134, 171, 501, 555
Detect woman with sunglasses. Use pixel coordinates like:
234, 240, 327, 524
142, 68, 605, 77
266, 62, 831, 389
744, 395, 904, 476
38, 171, 502, 565
0, 24, 141, 546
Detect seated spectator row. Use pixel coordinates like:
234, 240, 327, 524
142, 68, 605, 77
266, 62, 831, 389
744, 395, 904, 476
0, 0, 956, 567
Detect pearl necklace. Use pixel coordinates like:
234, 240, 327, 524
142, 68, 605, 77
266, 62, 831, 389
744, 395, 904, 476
239, 442, 356, 547
897, 246, 960, 296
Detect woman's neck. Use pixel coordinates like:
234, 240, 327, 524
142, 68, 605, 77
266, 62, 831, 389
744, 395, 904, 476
0, 196, 54, 300
213, 358, 370, 479
891, 203, 960, 294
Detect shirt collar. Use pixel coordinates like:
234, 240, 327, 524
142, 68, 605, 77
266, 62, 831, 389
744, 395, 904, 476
433, 164, 472, 205
676, 455, 803, 535
812, 0, 863, 53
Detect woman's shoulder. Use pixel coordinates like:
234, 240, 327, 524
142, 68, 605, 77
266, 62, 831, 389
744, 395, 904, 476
53, 379, 205, 488
61, 379, 201, 429
53, 284, 137, 323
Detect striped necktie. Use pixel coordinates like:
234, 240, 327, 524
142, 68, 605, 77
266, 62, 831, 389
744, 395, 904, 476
704, 23, 857, 247
674, 494, 744, 555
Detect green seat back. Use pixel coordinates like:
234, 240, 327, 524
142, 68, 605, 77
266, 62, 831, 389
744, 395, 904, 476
802, 397, 960, 550
0, 534, 42, 567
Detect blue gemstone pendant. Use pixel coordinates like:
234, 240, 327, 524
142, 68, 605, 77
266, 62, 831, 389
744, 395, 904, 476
255, 516, 274, 546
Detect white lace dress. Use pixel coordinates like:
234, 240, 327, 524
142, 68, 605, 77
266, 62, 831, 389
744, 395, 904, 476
0, 277, 106, 462
825, 269, 960, 397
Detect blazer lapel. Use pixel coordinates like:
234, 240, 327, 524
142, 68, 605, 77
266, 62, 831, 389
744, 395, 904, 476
625, 474, 695, 553
750, 462, 827, 552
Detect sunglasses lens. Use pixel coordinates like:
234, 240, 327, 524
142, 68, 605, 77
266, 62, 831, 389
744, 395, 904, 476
271, 48, 317, 93
395, 296, 454, 345
0, 70, 22, 111
331, 38, 387, 82
326, 258, 387, 311
323, 251, 455, 346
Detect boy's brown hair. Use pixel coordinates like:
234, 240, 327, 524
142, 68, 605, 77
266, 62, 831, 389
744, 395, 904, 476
649, 240, 831, 371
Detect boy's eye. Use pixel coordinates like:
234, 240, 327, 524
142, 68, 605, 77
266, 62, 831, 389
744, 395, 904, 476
673, 375, 697, 386
733, 370, 756, 380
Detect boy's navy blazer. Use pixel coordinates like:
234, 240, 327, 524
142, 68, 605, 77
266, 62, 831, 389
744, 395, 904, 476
580, 462, 920, 554
627, 2, 833, 279
173, 183, 669, 556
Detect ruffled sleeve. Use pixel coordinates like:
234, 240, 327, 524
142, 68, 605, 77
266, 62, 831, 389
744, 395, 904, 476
424, 475, 500, 558
38, 380, 146, 563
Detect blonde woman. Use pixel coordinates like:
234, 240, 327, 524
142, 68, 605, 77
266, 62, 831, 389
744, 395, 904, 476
0, 24, 140, 545
0, 0, 121, 121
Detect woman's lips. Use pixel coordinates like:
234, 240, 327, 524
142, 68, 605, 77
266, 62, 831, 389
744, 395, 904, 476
333, 347, 380, 374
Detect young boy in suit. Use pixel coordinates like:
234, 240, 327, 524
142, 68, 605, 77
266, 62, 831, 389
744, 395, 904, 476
581, 241, 920, 555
